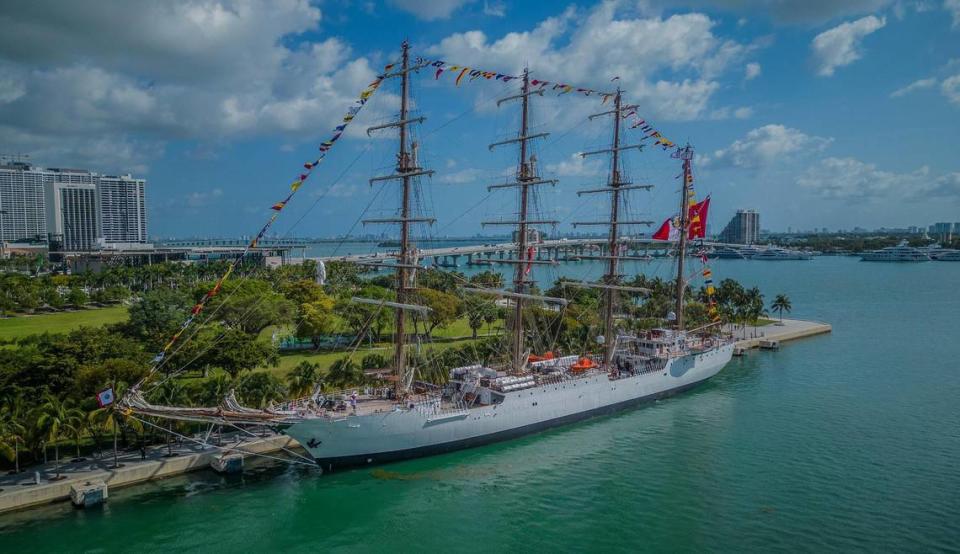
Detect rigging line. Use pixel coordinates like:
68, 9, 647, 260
130, 415, 316, 467
148, 144, 379, 385
218, 418, 317, 465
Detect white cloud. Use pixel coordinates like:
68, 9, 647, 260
947, 0, 960, 27
707, 124, 833, 169
427, 2, 757, 121
545, 153, 604, 177
0, 0, 390, 172
797, 157, 960, 200
734, 106, 754, 119
745, 62, 761, 80
483, 0, 506, 17
890, 77, 938, 97
942, 74, 960, 104
185, 188, 224, 208
388, 0, 472, 20
681, 0, 893, 24
811, 15, 886, 77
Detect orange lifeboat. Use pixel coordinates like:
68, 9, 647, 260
528, 351, 555, 363
570, 356, 597, 373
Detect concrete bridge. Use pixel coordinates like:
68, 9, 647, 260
313, 238, 738, 268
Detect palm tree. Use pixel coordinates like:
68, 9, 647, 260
155, 380, 187, 457
89, 383, 143, 469
0, 402, 27, 473
771, 294, 792, 322
287, 361, 321, 398
67, 406, 87, 462
35, 394, 83, 479
326, 357, 363, 390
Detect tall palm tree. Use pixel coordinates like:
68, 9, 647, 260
155, 380, 187, 457
35, 394, 83, 479
771, 294, 792, 322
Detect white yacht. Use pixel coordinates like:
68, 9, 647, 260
752, 248, 812, 261
920, 244, 960, 260
934, 250, 960, 261
860, 241, 930, 262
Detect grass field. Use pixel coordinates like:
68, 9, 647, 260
0, 305, 129, 341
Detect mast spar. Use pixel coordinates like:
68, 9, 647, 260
574, 90, 651, 367
483, 69, 557, 371
363, 41, 435, 397
674, 144, 695, 332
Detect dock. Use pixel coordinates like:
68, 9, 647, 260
730, 318, 831, 350
0, 433, 302, 514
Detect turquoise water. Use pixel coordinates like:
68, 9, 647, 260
2, 257, 960, 552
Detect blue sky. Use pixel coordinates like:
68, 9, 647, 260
0, 0, 958, 239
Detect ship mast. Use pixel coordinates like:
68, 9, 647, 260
363, 41, 435, 397
483, 69, 558, 371
674, 144, 694, 331
572, 90, 650, 367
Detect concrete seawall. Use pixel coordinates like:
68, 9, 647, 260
731, 318, 832, 349
0, 434, 301, 514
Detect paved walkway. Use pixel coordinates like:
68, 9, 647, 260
0, 431, 302, 514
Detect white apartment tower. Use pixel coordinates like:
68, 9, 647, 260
0, 161, 147, 249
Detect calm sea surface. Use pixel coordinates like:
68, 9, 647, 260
2, 256, 959, 552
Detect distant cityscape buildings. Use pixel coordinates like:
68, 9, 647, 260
717, 209, 760, 245
0, 160, 147, 250
929, 222, 959, 242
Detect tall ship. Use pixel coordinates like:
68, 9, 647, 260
125, 42, 734, 471
860, 240, 931, 262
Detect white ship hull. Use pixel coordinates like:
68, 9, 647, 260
283, 343, 734, 470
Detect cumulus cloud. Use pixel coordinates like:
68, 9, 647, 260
427, 2, 757, 121
942, 74, 960, 104
706, 124, 832, 169
545, 153, 604, 178
890, 77, 938, 97
0, 0, 389, 172
811, 15, 886, 77
947, 0, 960, 27
677, 0, 894, 24
797, 157, 960, 200
483, 0, 506, 17
745, 62, 762, 80
388, 0, 472, 20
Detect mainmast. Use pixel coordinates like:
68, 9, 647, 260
674, 144, 694, 331
484, 69, 557, 371
573, 90, 650, 367
364, 41, 435, 396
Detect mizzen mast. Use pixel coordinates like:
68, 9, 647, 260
673, 144, 695, 331
364, 41, 435, 396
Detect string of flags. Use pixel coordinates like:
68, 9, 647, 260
625, 113, 676, 151
414, 57, 618, 103
146, 60, 395, 369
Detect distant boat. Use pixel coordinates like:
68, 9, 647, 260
933, 250, 960, 261
919, 244, 960, 260
752, 248, 812, 261
860, 240, 930, 262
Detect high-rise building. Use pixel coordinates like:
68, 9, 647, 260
717, 209, 760, 244
0, 161, 147, 247
44, 182, 99, 251
929, 222, 956, 242
97, 175, 147, 243
0, 162, 49, 242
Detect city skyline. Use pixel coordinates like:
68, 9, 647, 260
0, 1, 958, 239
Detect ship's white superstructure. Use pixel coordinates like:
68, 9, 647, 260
751, 248, 812, 261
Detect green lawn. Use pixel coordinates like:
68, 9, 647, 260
0, 305, 129, 341
265, 335, 492, 378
